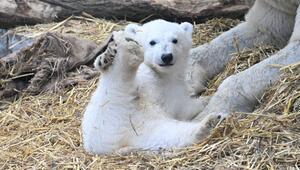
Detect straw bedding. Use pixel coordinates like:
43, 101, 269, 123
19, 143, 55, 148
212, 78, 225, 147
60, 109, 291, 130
0, 17, 299, 169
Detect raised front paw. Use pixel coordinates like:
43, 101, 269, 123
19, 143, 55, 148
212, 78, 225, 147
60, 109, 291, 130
94, 39, 117, 71
113, 31, 144, 69
94, 31, 143, 73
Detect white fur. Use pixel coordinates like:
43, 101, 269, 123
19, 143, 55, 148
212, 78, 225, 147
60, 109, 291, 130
190, 0, 300, 121
125, 20, 208, 121
82, 31, 210, 154
188, 0, 300, 96
82, 0, 300, 154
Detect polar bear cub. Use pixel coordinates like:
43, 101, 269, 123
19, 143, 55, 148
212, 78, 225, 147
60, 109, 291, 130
126, 20, 208, 121
81, 30, 214, 154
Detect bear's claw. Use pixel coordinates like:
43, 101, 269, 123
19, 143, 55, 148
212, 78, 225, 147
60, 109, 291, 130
94, 39, 117, 71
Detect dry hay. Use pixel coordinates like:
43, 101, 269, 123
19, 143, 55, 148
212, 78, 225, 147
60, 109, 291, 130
203, 45, 279, 95
13, 15, 126, 44
192, 18, 241, 46
1, 17, 299, 169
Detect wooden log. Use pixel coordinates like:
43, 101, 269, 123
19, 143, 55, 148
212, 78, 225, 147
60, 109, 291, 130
0, 0, 251, 28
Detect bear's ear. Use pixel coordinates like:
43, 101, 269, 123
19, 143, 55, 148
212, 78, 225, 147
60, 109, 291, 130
180, 22, 193, 35
124, 23, 141, 39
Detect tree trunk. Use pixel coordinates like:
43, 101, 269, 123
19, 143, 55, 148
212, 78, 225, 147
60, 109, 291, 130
0, 0, 252, 28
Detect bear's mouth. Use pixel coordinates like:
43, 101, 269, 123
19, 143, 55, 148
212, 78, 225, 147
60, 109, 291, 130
159, 63, 174, 67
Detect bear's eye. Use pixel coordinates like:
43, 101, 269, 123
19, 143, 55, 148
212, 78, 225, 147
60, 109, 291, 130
172, 39, 178, 44
149, 40, 156, 46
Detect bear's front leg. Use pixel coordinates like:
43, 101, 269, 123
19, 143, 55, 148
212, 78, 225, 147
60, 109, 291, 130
195, 43, 300, 122
194, 5, 300, 121
93, 31, 143, 79
195, 40, 300, 123
186, 0, 295, 96
82, 31, 144, 154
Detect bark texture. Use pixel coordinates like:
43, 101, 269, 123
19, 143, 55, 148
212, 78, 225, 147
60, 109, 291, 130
0, 0, 252, 28
0, 32, 112, 103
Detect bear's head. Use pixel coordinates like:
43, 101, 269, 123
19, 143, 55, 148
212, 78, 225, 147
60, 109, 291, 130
124, 19, 193, 73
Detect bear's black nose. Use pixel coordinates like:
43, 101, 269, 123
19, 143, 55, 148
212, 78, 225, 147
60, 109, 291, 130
161, 53, 173, 65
